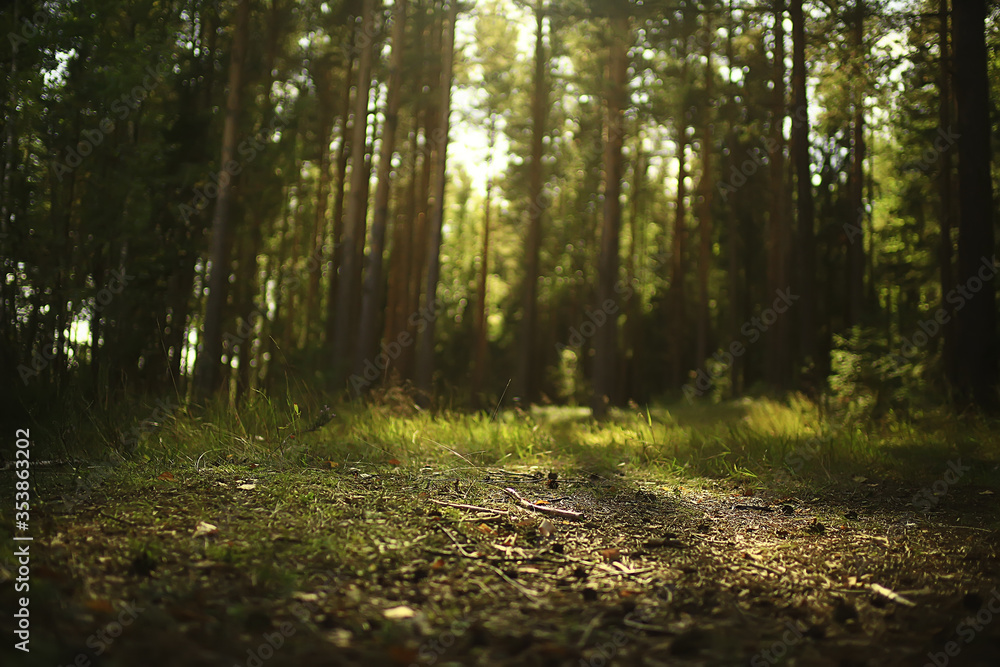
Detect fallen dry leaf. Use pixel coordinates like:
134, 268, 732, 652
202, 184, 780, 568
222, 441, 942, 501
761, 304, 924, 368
193, 521, 218, 538
84, 599, 114, 614
383, 605, 416, 620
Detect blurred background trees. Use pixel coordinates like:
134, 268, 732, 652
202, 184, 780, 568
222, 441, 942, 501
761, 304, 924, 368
1, 0, 997, 420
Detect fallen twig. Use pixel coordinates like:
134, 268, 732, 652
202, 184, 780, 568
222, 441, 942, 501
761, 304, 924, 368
429, 499, 508, 515
437, 525, 479, 559
742, 560, 783, 577
98, 511, 139, 527
484, 562, 539, 598
733, 504, 774, 512
502, 487, 585, 521
869, 582, 916, 606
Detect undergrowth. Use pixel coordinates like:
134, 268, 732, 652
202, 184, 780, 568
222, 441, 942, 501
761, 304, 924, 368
25, 383, 999, 495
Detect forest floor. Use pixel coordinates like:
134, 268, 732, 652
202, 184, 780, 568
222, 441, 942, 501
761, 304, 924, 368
3, 398, 1000, 666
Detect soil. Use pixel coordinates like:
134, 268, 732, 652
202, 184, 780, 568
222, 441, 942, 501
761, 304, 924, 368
2, 462, 999, 666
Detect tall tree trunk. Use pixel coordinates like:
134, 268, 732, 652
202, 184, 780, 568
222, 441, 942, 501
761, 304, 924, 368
332, 0, 377, 389
472, 117, 497, 406
1, 1, 16, 240
268, 183, 292, 383
324, 55, 355, 347
402, 109, 435, 381
415, 0, 457, 403
238, 0, 283, 395
790, 0, 816, 375
695, 15, 714, 374
670, 119, 688, 389
724, 0, 744, 396
846, 0, 866, 328
399, 10, 440, 383
623, 142, 645, 399
591, 10, 629, 419
952, 0, 998, 410
937, 0, 956, 388
195, 0, 251, 396
516, 0, 548, 404
383, 123, 420, 378
0, 2, 20, 402
356, 0, 409, 389
765, 0, 790, 388
304, 92, 333, 349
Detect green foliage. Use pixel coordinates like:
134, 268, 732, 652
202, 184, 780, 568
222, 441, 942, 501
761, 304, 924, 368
828, 325, 939, 422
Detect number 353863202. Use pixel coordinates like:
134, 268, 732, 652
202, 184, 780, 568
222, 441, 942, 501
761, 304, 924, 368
15, 429, 30, 519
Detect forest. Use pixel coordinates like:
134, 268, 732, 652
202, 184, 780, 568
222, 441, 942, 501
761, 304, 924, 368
1, 0, 1000, 666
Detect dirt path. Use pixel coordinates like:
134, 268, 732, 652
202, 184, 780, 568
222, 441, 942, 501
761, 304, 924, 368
2, 463, 999, 666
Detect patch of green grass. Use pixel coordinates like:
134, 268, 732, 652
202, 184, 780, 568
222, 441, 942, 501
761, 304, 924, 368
56, 388, 1000, 499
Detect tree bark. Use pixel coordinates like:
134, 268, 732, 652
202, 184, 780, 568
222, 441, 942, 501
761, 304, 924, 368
695, 15, 714, 375
765, 0, 790, 388
415, 0, 458, 403
846, 0, 866, 328
472, 117, 497, 406
952, 0, 998, 410
937, 0, 956, 388
516, 0, 548, 404
332, 0, 377, 389
790, 0, 815, 374
591, 10, 629, 419
324, 54, 355, 347
195, 0, 251, 396
670, 113, 688, 389
356, 0, 409, 389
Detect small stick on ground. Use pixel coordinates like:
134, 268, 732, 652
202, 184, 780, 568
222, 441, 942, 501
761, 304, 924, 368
732, 504, 774, 512
429, 499, 508, 515
502, 487, 585, 521
438, 525, 479, 559
869, 582, 917, 607
742, 560, 783, 577
484, 563, 539, 598
98, 511, 139, 527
